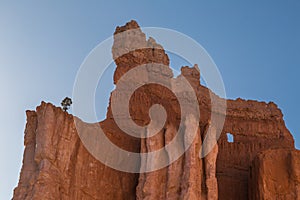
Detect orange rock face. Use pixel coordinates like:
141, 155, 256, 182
13, 20, 299, 199
13, 103, 139, 200
249, 149, 300, 200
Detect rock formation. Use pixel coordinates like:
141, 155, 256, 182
249, 149, 300, 199
13, 20, 299, 199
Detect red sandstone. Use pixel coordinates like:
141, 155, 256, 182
13, 20, 299, 200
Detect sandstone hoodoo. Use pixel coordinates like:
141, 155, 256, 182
13, 20, 299, 200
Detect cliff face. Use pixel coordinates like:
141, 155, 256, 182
249, 149, 300, 199
13, 20, 299, 200
13, 103, 139, 200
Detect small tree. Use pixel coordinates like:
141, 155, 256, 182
61, 97, 72, 112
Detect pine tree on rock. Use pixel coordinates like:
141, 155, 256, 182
61, 97, 72, 112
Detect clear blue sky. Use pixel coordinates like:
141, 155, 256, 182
1, 1, 299, 199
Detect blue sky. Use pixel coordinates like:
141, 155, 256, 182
1, 1, 299, 199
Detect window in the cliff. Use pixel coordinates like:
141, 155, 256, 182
226, 133, 234, 143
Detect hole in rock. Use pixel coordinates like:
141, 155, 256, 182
226, 133, 234, 143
